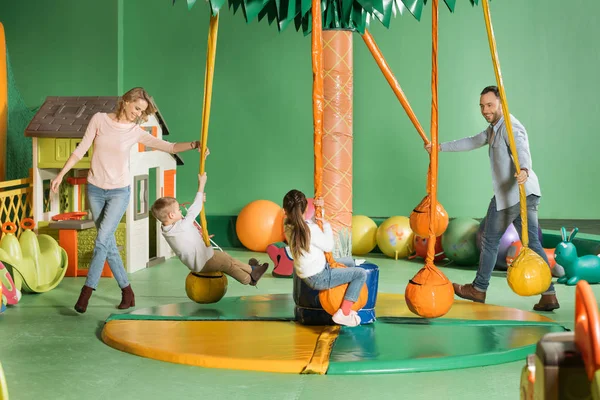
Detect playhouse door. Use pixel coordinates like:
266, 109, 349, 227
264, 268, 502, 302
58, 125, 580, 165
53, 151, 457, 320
147, 167, 164, 267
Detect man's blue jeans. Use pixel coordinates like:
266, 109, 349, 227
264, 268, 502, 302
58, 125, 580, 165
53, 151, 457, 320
474, 195, 555, 295
85, 183, 131, 289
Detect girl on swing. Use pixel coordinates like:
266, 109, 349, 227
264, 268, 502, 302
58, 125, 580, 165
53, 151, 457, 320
282, 189, 366, 327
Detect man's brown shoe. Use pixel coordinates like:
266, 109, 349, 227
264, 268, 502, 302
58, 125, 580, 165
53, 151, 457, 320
533, 294, 560, 312
452, 283, 486, 303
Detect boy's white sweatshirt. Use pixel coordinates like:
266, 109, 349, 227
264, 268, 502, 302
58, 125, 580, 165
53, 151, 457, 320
161, 192, 214, 272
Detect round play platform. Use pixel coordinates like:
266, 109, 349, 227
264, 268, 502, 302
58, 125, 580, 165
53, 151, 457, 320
101, 293, 567, 375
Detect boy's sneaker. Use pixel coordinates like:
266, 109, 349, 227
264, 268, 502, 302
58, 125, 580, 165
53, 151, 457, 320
250, 262, 268, 286
332, 309, 361, 327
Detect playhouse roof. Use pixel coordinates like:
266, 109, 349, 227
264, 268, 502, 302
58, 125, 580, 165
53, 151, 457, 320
24, 96, 172, 139
24, 96, 183, 165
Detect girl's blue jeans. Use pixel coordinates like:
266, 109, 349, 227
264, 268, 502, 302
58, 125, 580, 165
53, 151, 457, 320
303, 257, 367, 302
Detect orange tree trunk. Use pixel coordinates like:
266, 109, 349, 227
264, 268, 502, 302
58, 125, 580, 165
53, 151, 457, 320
322, 30, 353, 258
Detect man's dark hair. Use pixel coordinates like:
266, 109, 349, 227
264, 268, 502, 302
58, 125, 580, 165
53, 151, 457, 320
481, 86, 500, 98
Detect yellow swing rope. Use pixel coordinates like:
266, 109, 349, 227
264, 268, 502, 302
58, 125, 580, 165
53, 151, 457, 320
482, 0, 552, 297
198, 13, 219, 247
481, 0, 529, 247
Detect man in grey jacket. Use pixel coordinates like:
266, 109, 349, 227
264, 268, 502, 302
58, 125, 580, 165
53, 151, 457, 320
425, 86, 559, 311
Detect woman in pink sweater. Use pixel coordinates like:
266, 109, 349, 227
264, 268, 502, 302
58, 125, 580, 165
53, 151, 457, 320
50, 87, 200, 314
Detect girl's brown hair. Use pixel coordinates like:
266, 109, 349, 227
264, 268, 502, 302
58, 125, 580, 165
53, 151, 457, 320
282, 190, 311, 260
115, 87, 157, 124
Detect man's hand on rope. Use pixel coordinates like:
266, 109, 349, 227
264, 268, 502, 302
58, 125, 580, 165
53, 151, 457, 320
515, 169, 528, 185
424, 143, 441, 155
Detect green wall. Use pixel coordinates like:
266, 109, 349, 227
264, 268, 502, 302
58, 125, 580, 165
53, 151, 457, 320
0, 0, 120, 106
2, 0, 599, 220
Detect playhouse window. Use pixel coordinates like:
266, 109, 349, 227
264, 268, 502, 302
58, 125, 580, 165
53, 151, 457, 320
72, 140, 89, 158
43, 179, 51, 213
133, 174, 149, 221
140, 126, 158, 152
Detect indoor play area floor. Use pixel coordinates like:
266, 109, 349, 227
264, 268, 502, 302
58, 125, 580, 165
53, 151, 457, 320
0, 249, 592, 400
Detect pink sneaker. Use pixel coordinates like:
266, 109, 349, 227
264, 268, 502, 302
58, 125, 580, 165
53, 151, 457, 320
332, 309, 361, 327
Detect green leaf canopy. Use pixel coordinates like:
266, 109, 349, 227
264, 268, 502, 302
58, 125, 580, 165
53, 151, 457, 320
173, 0, 479, 34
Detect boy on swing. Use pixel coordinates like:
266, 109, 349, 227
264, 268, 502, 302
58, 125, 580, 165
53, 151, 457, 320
150, 148, 268, 286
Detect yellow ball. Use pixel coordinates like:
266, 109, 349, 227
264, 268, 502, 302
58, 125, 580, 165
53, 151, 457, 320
507, 247, 552, 296
185, 271, 228, 304
376, 216, 414, 259
352, 215, 378, 255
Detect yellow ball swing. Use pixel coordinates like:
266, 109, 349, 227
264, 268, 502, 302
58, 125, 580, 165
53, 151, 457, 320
183, 14, 229, 304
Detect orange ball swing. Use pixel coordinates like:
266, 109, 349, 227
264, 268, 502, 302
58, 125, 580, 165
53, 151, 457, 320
360, 1, 453, 317
403, 0, 454, 319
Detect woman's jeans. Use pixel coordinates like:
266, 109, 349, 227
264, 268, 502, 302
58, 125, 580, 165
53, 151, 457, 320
475, 195, 555, 295
85, 183, 130, 289
303, 257, 367, 302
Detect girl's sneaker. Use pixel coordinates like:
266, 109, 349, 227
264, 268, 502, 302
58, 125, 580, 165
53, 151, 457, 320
332, 309, 361, 327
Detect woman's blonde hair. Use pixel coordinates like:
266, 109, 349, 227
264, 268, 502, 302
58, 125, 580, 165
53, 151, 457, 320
282, 190, 310, 260
115, 87, 157, 124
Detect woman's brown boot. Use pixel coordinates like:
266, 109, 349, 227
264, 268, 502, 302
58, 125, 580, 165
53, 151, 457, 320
118, 285, 135, 309
74, 285, 94, 314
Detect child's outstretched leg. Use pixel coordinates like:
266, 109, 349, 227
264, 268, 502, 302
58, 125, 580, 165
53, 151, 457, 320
202, 252, 268, 286
305, 264, 367, 327
330, 267, 367, 326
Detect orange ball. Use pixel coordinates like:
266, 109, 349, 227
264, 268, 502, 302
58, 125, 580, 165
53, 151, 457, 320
318, 262, 368, 316
236, 200, 285, 252
405, 266, 454, 318
412, 235, 446, 262
409, 195, 449, 238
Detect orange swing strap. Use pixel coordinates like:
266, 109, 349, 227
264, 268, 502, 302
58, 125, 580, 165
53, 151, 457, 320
360, 30, 429, 145
310, 0, 339, 267
311, 0, 343, 267
425, 0, 441, 268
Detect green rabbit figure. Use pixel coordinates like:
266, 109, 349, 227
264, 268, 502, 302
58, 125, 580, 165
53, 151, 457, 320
555, 227, 600, 285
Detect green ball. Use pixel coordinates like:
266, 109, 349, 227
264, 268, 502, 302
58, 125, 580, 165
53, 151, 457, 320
441, 217, 481, 266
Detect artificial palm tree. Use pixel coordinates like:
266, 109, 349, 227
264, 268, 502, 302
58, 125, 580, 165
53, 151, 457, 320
173, 0, 560, 320
173, 0, 481, 258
